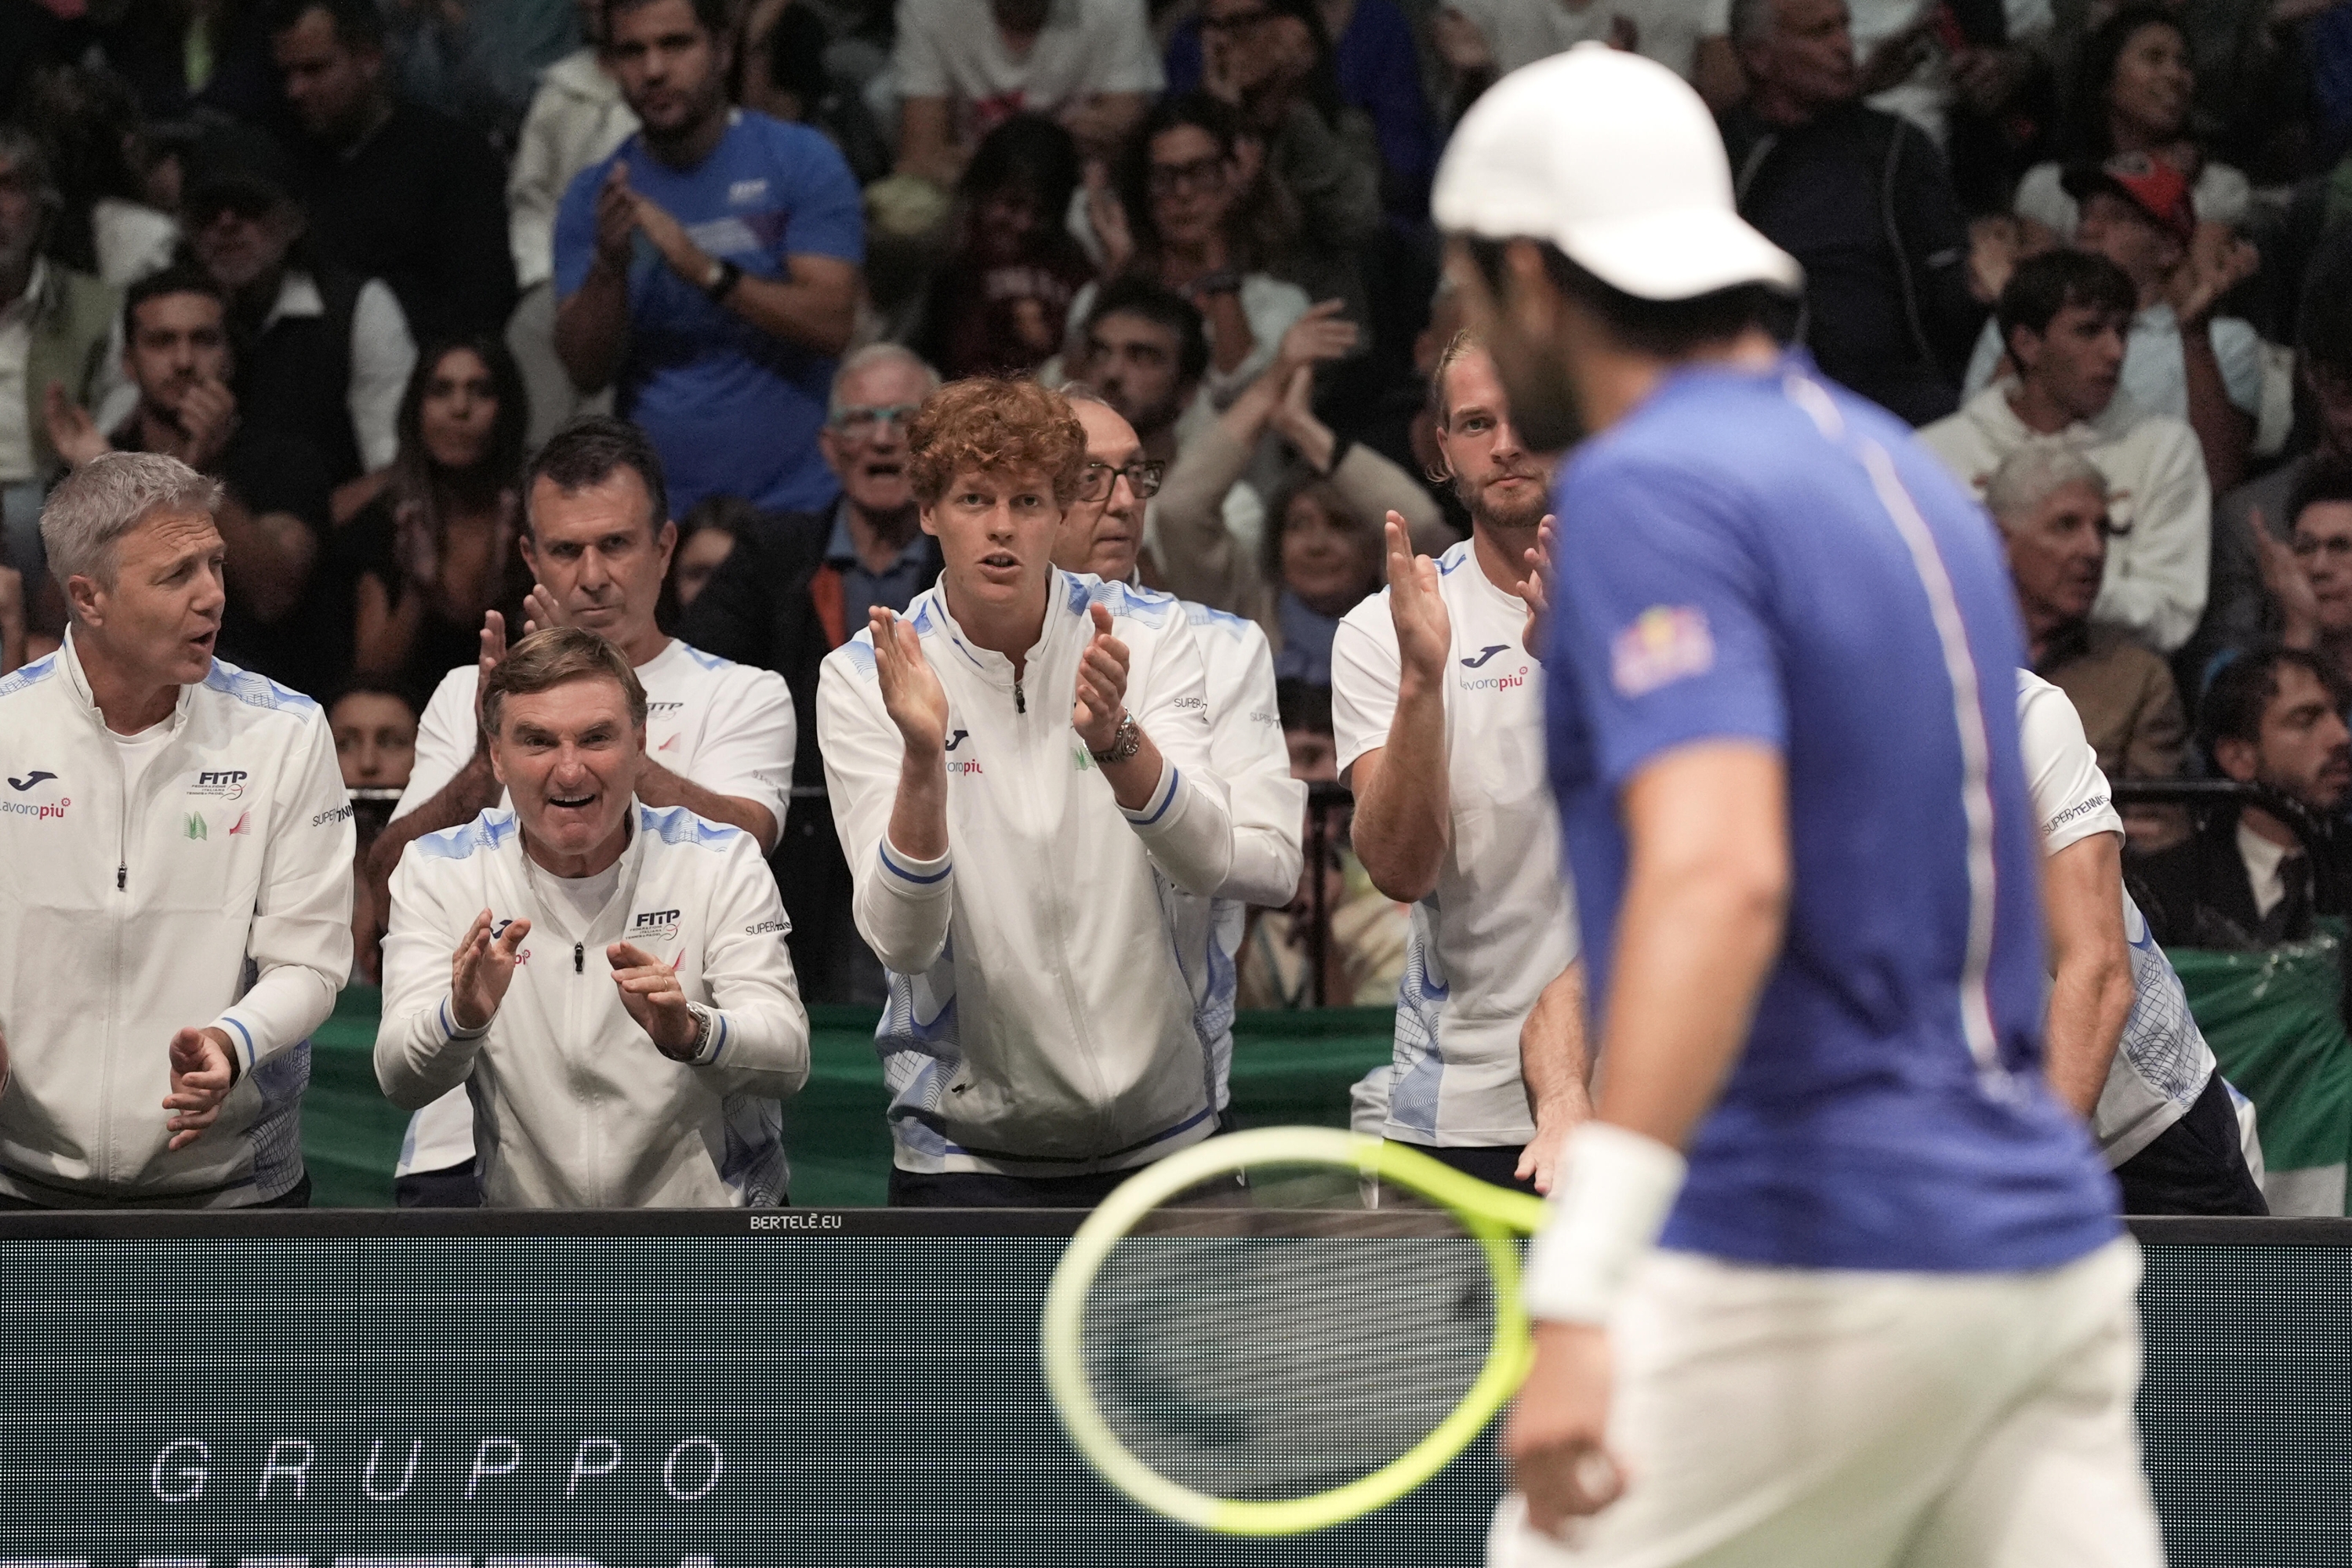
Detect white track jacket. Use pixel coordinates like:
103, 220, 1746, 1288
376, 802, 810, 1207
817, 572, 1235, 1176
0, 637, 354, 1206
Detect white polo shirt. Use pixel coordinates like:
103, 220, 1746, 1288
389, 636, 796, 1177
1332, 539, 1577, 1148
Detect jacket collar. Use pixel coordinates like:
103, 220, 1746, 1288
59, 629, 200, 737
1969, 378, 2147, 449
924, 570, 1080, 692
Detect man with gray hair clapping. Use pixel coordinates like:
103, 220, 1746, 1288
0, 452, 354, 1207
1984, 441, 2187, 793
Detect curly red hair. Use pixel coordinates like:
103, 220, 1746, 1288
907, 377, 1090, 509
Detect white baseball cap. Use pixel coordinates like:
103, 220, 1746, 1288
1432, 44, 1802, 302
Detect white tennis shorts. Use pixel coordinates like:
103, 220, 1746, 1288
1489, 1236, 2163, 1568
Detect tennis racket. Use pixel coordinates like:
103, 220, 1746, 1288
1040, 1125, 1552, 1536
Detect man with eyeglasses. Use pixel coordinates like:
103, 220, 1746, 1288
1922, 250, 2211, 657
1054, 387, 1303, 1121
1985, 445, 2186, 796
680, 344, 946, 1004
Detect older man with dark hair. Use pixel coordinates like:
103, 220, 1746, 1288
376, 624, 808, 1207
0, 452, 354, 1207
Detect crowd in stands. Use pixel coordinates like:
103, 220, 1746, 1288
12, 0, 2352, 1001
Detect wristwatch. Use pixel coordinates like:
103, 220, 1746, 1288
702, 257, 743, 303
1089, 710, 1142, 766
679, 1001, 714, 1062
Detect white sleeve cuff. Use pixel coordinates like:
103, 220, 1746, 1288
877, 837, 953, 895
1116, 757, 1182, 829
438, 996, 492, 1041
1521, 1122, 1689, 1325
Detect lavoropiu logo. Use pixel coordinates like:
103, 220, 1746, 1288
0, 793, 69, 822
1457, 643, 1530, 693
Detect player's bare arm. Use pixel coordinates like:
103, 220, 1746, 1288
1350, 514, 1455, 902
2042, 831, 2135, 1117
1515, 958, 1593, 1195
873, 605, 952, 862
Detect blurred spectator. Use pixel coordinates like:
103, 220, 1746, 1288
265, 0, 517, 344
93, 0, 287, 129
678, 343, 943, 1003
1076, 95, 1313, 405
1236, 680, 1408, 1008
180, 122, 417, 512
0, 126, 121, 622
1965, 153, 2263, 493
670, 492, 752, 610
1923, 250, 2210, 653
554, 0, 864, 517
1068, 278, 1210, 471
16, 64, 178, 288
1431, 0, 1740, 118
331, 336, 530, 694
329, 679, 419, 791
737, 0, 892, 183
0, 556, 23, 673
890, 0, 1163, 185
909, 114, 1095, 379
1722, 0, 1993, 425
43, 266, 330, 691
2020, 4, 2249, 241
2204, 251, 2352, 671
2135, 647, 2352, 949
1191, 0, 1381, 264
1165, 0, 1438, 218
1982, 444, 2187, 794
506, 0, 637, 446
1152, 302, 1447, 681
2244, 463, 2352, 695
381, 0, 579, 157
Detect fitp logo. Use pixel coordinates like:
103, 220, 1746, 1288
632, 909, 683, 942
189, 769, 249, 799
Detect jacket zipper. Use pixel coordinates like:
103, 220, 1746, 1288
1023, 645, 1113, 1145
574, 943, 584, 974
1014, 675, 1025, 713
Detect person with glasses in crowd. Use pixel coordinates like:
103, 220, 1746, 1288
679, 345, 947, 1004
365, 416, 795, 1204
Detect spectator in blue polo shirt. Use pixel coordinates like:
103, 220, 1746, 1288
553, 0, 863, 516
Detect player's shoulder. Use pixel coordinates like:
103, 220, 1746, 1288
196, 659, 324, 733
637, 802, 749, 856
1066, 572, 1181, 630
0, 648, 63, 702
410, 808, 519, 866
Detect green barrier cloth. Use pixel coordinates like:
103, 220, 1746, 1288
2172, 922, 2352, 1183
307, 989, 1401, 1207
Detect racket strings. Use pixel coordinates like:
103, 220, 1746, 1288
1078, 1162, 1497, 1503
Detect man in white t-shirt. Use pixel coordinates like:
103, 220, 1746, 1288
891, 0, 1164, 184
365, 417, 794, 1203
2017, 669, 2265, 1214
1334, 332, 1586, 1192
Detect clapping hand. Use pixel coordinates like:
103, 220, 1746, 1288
608, 941, 699, 1059
451, 909, 531, 1031
2166, 224, 2260, 326
871, 606, 952, 758
1514, 515, 1559, 662
2246, 506, 2321, 648
1386, 512, 1452, 685
1072, 602, 1131, 753
41, 382, 111, 469
162, 1026, 237, 1151
171, 373, 238, 471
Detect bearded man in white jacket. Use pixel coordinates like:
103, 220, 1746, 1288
0, 452, 354, 1207
376, 626, 808, 1208
818, 377, 1234, 1206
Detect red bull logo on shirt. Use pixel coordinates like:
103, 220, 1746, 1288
1611, 605, 1715, 698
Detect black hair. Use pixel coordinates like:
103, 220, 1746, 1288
1275, 677, 1332, 735
263, 0, 386, 52
2299, 244, 2352, 381
1994, 250, 2136, 363
524, 416, 670, 537
760, 1, 833, 109
122, 263, 228, 340
960, 113, 1082, 226
1460, 236, 1775, 361
1083, 276, 1213, 387
2062, 3, 2190, 161
397, 336, 530, 501
609, 0, 731, 43
679, 492, 761, 541
2201, 646, 2347, 759
1116, 93, 1297, 275
325, 677, 421, 724
2288, 461, 2352, 533
18, 64, 148, 277
1246, 0, 1346, 127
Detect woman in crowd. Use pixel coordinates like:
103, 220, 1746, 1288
336, 337, 532, 695
669, 494, 755, 616
911, 115, 1098, 380
2017, 4, 2252, 240
1076, 93, 1315, 405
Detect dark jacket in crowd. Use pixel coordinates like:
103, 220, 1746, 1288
1722, 100, 1987, 426
2132, 807, 2351, 950
291, 100, 517, 343
233, 263, 372, 487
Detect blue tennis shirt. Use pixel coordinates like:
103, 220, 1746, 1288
1544, 352, 2122, 1273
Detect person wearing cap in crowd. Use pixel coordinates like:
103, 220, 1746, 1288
176, 119, 419, 520
1922, 250, 2212, 656
1964, 150, 2264, 496
1432, 45, 2159, 1562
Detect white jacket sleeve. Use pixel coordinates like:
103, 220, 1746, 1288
375, 846, 488, 1111
1214, 623, 1306, 907
211, 707, 354, 1073
2095, 425, 2209, 655
818, 642, 957, 975
1125, 612, 1234, 897
691, 830, 811, 1098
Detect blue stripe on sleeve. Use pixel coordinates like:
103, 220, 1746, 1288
880, 844, 953, 884
1127, 765, 1180, 826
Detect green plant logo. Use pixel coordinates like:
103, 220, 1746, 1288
184, 812, 207, 840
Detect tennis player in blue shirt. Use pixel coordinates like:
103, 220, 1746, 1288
1430, 47, 2165, 1568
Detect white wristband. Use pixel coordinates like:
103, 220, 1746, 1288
1520, 1121, 1688, 1325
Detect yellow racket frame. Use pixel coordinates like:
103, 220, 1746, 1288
1040, 1125, 1553, 1536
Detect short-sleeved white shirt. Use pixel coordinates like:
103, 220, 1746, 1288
2016, 670, 2212, 1163
1333, 539, 1577, 1147
891, 0, 1164, 138
390, 637, 796, 1176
